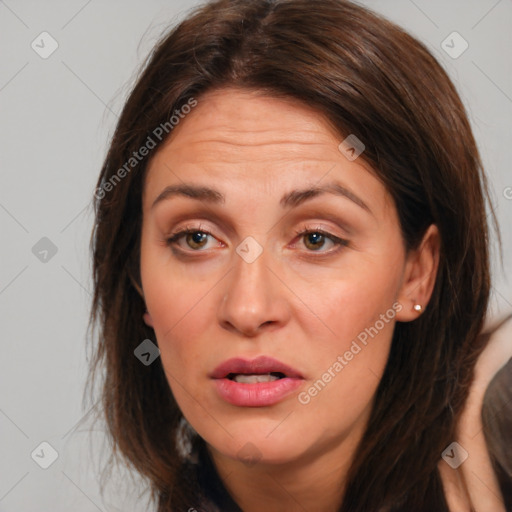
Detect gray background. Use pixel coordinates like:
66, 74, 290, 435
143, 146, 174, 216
1, 0, 511, 510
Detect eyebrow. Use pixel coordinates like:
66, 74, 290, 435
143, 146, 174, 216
151, 181, 372, 214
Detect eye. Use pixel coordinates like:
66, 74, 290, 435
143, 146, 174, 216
293, 226, 349, 253
165, 224, 219, 251
165, 224, 349, 254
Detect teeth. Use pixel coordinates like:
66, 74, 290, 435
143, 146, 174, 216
232, 373, 280, 383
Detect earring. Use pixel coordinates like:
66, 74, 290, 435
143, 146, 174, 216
175, 416, 199, 464
413, 304, 422, 312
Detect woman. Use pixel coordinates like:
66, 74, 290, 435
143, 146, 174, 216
87, 0, 507, 510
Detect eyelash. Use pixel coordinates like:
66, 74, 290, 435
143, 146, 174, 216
165, 223, 348, 255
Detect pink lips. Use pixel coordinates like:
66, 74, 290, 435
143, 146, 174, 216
210, 356, 304, 407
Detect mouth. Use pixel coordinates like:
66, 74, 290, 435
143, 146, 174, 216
226, 371, 286, 383
210, 356, 304, 407
210, 355, 303, 380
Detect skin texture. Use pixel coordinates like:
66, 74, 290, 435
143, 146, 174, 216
140, 88, 439, 512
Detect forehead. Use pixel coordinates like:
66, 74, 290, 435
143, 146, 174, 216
143, 88, 392, 215
151, 89, 341, 166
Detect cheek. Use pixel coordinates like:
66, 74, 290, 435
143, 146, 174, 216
297, 262, 401, 406
144, 281, 208, 360
307, 260, 401, 348
140, 263, 216, 390
140, 248, 189, 357
295, 291, 397, 431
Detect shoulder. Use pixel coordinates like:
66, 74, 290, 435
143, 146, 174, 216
439, 313, 512, 512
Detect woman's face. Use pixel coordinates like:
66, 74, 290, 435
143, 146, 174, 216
140, 88, 415, 469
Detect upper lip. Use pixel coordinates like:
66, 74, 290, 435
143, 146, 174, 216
210, 356, 303, 379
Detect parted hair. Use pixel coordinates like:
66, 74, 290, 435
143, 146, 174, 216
87, 0, 497, 510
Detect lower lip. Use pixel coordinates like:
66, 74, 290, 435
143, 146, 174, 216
212, 377, 304, 407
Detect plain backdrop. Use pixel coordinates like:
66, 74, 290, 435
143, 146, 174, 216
1, 0, 511, 510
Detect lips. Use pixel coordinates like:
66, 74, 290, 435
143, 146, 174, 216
210, 356, 303, 380
210, 356, 304, 407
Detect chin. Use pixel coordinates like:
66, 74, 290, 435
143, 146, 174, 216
206, 424, 306, 466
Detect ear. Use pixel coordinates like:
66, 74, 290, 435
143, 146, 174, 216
395, 224, 440, 322
143, 310, 154, 327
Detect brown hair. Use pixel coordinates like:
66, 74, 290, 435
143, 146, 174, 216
86, 0, 498, 510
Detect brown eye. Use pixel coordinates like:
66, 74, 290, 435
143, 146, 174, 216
303, 232, 328, 251
184, 231, 209, 250
166, 229, 215, 251
295, 228, 348, 254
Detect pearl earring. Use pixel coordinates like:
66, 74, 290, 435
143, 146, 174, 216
413, 304, 422, 312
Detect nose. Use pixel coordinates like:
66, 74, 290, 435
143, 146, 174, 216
217, 246, 291, 337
